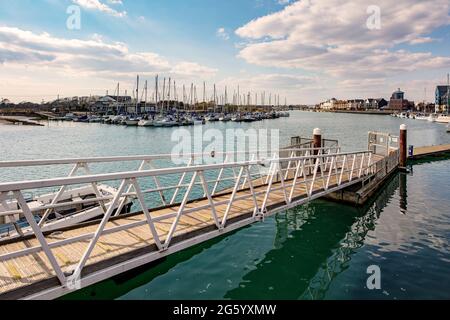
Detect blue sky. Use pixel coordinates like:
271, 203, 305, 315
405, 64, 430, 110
1, 0, 450, 104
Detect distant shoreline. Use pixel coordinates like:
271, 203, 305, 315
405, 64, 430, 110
315, 110, 392, 116
0, 116, 44, 126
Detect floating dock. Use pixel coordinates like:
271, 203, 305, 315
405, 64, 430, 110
0, 116, 44, 126
0, 128, 407, 300
409, 144, 450, 159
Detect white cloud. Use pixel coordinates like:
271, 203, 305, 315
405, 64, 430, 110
236, 0, 450, 80
0, 26, 217, 81
219, 73, 316, 90
216, 27, 230, 40
72, 0, 127, 18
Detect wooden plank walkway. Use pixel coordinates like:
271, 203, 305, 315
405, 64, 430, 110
410, 144, 450, 159
0, 156, 381, 300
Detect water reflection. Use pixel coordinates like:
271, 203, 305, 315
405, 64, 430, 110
225, 172, 401, 300
399, 173, 408, 214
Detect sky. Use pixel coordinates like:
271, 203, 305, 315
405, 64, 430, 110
0, 0, 450, 104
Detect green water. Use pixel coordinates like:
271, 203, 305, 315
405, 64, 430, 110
0, 111, 449, 299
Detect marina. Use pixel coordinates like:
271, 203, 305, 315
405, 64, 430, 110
40, 111, 291, 127
1, 0, 450, 305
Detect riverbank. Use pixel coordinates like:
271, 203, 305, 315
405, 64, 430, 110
0, 116, 44, 126
317, 109, 392, 115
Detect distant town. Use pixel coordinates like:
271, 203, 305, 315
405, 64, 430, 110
316, 84, 449, 114
1, 82, 449, 116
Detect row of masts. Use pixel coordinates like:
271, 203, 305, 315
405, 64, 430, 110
108, 75, 288, 113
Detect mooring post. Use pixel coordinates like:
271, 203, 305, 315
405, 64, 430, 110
399, 124, 407, 169
313, 128, 322, 155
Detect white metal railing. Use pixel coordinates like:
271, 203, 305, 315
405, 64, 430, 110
368, 131, 399, 156
0, 146, 375, 291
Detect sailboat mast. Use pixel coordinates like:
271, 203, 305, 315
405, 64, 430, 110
144, 80, 148, 111
183, 84, 186, 111
213, 84, 216, 113
203, 82, 206, 103
155, 75, 159, 113
190, 83, 193, 110
162, 78, 166, 114
136, 75, 139, 114
225, 86, 228, 105
447, 73, 449, 115
116, 82, 120, 114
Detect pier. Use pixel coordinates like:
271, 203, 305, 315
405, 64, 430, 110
0, 128, 405, 300
0, 116, 44, 126
408, 144, 450, 159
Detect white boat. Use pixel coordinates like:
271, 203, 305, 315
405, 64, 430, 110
112, 115, 127, 124
138, 119, 154, 127
205, 114, 220, 122
181, 117, 194, 126
192, 117, 205, 125
436, 115, 450, 124
88, 116, 103, 123
125, 117, 139, 126
427, 114, 437, 122
415, 114, 428, 121
102, 115, 114, 124
0, 184, 132, 239
154, 117, 178, 127
231, 115, 242, 122
219, 114, 232, 122
63, 113, 77, 121
242, 114, 255, 122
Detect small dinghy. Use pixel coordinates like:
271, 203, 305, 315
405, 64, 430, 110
0, 184, 132, 239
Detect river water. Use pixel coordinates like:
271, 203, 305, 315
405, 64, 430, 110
0, 111, 449, 299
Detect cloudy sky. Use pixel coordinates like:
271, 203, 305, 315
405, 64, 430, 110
0, 0, 450, 104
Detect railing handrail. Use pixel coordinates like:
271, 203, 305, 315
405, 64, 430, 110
0, 150, 371, 192
0, 146, 340, 168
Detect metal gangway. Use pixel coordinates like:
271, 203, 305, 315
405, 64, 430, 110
0, 143, 382, 300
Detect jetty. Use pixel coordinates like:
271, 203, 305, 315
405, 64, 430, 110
0, 127, 408, 300
409, 144, 450, 159
0, 116, 44, 126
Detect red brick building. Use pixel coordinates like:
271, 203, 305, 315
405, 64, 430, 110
387, 88, 414, 111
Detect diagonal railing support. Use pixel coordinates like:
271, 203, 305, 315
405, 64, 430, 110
221, 166, 245, 227
70, 179, 129, 281
130, 178, 162, 249
198, 171, 221, 229
14, 191, 66, 285
163, 172, 198, 250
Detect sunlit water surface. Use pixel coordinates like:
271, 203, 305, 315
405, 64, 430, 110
0, 111, 449, 299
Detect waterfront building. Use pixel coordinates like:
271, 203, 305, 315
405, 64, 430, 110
0, 98, 11, 108
318, 98, 387, 111
387, 88, 413, 111
90, 95, 132, 114
416, 102, 435, 114
318, 98, 337, 110
347, 99, 365, 110
365, 98, 388, 109
435, 85, 450, 113
333, 100, 349, 110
